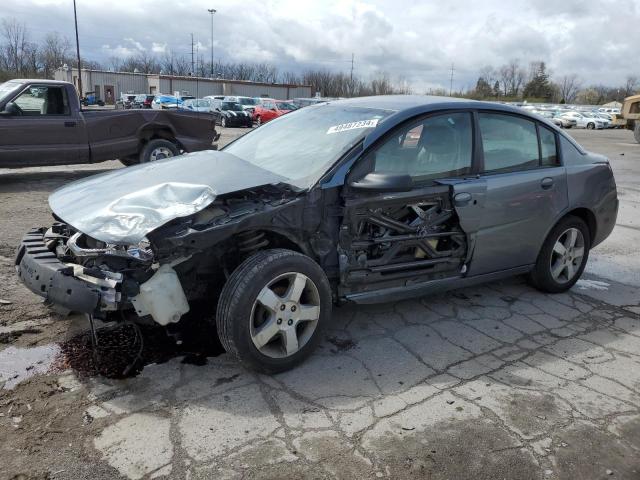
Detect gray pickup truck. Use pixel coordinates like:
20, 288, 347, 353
0, 79, 216, 167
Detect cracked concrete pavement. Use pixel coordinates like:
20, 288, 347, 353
1, 129, 639, 479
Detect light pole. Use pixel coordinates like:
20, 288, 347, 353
208, 8, 216, 78
73, 0, 82, 97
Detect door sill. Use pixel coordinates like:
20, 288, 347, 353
344, 265, 533, 304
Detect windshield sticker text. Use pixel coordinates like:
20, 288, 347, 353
326, 119, 379, 134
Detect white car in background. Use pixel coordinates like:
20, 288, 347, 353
559, 111, 606, 130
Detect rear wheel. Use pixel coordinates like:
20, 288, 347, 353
139, 139, 179, 163
216, 249, 332, 373
528, 216, 590, 293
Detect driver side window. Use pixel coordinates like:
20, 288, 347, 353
12, 86, 70, 116
370, 112, 473, 181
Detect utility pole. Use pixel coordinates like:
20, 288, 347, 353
449, 63, 455, 96
73, 0, 82, 97
190, 33, 195, 76
350, 53, 354, 82
208, 8, 216, 78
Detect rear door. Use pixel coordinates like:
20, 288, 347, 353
339, 111, 483, 296
465, 112, 568, 275
0, 84, 89, 167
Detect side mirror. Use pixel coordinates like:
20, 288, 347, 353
349, 172, 413, 193
0, 102, 19, 116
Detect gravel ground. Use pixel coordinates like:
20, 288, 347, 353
0, 127, 639, 480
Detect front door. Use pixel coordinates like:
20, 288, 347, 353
0, 84, 89, 167
466, 112, 568, 275
339, 111, 481, 296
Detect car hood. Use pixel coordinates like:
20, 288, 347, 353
48, 150, 288, 245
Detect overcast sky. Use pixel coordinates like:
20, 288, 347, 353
3, 0, 639, 91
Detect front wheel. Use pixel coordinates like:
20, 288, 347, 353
216, 249, 332, 373
528, 216, 590, 293
587, 122, 595, 130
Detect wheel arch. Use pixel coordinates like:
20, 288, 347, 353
542, 207, 597, 250
137, 123, 182, 150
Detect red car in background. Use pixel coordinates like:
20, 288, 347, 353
252, 100, 297, 125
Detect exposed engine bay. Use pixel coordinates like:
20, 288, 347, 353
23, 184, 313, 326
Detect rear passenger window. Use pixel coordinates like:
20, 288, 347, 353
539, 126, 559, 166
479, 113, 539, 173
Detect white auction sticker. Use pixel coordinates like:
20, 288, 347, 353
326, 118, 379, 134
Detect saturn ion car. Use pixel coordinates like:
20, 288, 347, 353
16, 96, 618, 373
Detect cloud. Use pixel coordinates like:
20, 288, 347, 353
3, 0, 639, 91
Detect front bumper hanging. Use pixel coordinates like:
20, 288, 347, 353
15, 228, 122, 315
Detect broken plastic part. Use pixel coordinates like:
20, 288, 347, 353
130, 265, 190, 326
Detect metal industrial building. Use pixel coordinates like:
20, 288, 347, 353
55, 66, 314, 104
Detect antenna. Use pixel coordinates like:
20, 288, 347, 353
191, 33, 195, 75
449, 63, 455, 96
350, 53, 354, 82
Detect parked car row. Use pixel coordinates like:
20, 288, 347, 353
522, 104, 619, 130
107, 91, 328, 127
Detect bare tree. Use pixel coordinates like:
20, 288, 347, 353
40, 32, 70, 77
623, 75, 638, 97
1, 19, 31, 75
557, 74, 581, 103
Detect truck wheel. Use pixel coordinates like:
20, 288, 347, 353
634, 121, 640, 144
528, 215, 590, 293
140, 139, 179, 163
216, 249, 332, 373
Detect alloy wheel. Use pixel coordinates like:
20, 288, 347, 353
250, 272, 321, 358
550, 227, 585, 284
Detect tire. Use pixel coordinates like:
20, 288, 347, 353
221, 116, 227, 128
528, 215, 591, 293
139, 139, 179, 163
587, 122, 595, 130
256, 116, 262, 127
216, 249, 332, 373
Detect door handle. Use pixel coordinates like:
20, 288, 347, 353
541, 177, 554, 190
64, 121, 77, 127
454, 192, 473, 207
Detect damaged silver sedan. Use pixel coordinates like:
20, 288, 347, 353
16, 96, 618, 372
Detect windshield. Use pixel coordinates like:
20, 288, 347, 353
0, 81, 22, 102
222, 102, 243, 111
194, 99, 210, 107
276, 102, 297, 111
238, 97, 259, 106
224, 103, 393, 189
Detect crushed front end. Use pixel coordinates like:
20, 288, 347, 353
15, 223, 167, 322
